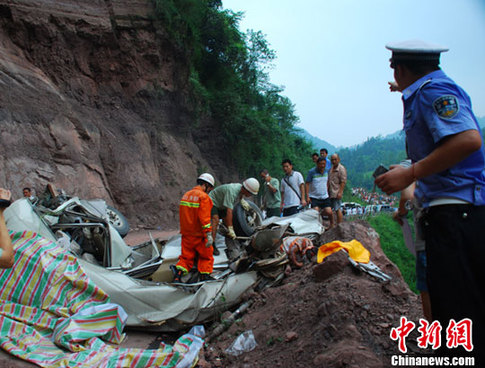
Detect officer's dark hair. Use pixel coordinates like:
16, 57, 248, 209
23, 187, 31, 192
282, 158, 292, 166
317, 156, 326, 163
392, 59, 440, 76
260, 169, 269, 175
320, 148, 328, 154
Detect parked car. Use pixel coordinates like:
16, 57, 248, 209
342, 202, 363, 216
364, 204, 396, 214
379, 204, 397, 213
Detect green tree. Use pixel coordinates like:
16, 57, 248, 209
152, 0, 314, 177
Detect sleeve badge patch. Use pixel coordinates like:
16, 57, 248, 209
433, 95, 459, 119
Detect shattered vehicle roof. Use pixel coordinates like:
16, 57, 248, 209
5, 199, 325, 331
4, 199, 256, 331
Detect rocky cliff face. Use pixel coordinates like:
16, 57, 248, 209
0, 0, 230, 228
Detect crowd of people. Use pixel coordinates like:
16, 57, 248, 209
260, 149, 347, 228
351, 187, 398, 206
2, 39, 484, 364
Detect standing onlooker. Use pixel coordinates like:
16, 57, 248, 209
319, 148, 331, 173
328, 154, 347, 225
376, 40, 485, 363
172, 173, 215, 283
259, 169, 281, 218
305, 157, 333, 225
311, 152, 319, 164
0, 187, 14, 268
280, 159, 306, 216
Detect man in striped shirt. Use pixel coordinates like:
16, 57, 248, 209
172, 173, 215, 282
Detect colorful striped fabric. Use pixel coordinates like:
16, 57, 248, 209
0, 231, 202, 367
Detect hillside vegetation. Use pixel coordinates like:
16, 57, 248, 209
153, 0, 313, 176
337, 135, 406, 189
367, 214, 417, 293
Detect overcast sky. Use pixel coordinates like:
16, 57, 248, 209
222, 0, 485, 147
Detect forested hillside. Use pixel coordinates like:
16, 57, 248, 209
337, 134, 406, 189
153, 0, 313, 176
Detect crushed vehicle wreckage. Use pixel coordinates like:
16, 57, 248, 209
4, 191, 327, 332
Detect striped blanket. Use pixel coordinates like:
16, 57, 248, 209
0, 231, 202, 367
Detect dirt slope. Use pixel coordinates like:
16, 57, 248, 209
202, 221, 424, 367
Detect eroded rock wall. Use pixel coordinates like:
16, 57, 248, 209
0, 0, 230, 227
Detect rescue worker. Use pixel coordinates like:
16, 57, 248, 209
209, 178, 260, 255
171, 173, 215, 283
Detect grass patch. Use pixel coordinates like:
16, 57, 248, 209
366, 213, 418, 294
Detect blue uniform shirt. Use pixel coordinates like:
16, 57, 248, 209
402, 70, 485, 206
326, 158, 331, 173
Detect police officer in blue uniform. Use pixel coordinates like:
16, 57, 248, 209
376, 40, 485, 364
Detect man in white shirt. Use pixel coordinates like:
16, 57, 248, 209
280, 159, 306, 216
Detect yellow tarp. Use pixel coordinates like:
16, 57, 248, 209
317, 239, 370, 264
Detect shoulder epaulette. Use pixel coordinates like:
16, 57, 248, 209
418, 79, 432, 91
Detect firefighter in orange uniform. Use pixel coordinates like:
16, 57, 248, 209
171, 173, 215, 283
